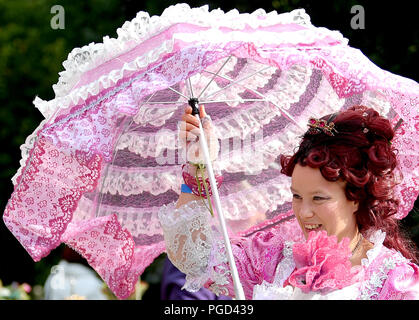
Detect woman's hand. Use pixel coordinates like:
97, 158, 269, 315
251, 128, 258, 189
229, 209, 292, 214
178, 105, 219, 164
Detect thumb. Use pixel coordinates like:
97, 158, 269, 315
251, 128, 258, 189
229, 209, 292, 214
199, 105, 207, 119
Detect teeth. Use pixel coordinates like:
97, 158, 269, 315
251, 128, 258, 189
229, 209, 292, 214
306, 224, 321, 230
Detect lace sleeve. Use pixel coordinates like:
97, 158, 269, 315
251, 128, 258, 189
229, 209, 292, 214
159, 200, 288, 299
158, 200, 216, 292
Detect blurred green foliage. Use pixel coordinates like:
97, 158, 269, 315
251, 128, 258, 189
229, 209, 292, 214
0, 0, 417, 299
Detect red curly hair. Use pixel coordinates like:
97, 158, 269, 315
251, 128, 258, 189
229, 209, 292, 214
280, 105, 418, 264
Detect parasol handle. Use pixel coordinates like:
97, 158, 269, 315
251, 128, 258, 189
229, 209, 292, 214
188, 98, 246, 300
188, 98, 200, 116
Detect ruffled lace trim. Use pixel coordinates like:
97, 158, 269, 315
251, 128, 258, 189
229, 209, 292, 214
127, 62, 313, 134
220, 174, 292, 220
357, 229, 408, 300
113, 107, 333, 178
158, 200, 222, 292
73, 196, 164, 237
18, 77, 394, 190
53, 4, 318, 96
36, 4, 348, 119
113, 72, 349, 172
77, 168, 293, 224
34, 37, 174, 118
11, 119, 47, 185
99, 164, 183, 196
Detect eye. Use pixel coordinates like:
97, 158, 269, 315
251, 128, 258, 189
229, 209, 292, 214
292, 194, 301, 199
313, 196, 327, 201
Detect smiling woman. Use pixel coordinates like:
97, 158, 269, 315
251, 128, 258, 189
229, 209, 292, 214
159, 104, 419, 300
281, 105, 419, 266
290, 164, 365, 266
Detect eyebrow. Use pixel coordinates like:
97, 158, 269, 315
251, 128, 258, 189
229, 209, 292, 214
290, 187, 329, 195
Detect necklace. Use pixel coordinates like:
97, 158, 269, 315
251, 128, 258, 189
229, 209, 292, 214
351, 233, 363, 256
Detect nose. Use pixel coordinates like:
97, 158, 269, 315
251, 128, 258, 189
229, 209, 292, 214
296, 201, 315, 220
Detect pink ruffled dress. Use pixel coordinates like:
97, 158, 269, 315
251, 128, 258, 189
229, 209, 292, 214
159, 200, 419, 300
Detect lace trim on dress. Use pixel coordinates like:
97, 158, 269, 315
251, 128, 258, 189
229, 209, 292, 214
361, 229, 387, 268
359, 257, 397, 300
158, 200, 223, 292
206, 235, 231, 297
358, 230, 405, 300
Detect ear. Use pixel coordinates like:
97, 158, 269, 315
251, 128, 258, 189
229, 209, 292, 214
352, 200, 359, 214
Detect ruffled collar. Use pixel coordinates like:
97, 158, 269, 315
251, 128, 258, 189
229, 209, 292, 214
360, 229, 387, 268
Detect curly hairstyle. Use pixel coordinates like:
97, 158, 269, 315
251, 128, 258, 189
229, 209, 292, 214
280, 105, 418, 264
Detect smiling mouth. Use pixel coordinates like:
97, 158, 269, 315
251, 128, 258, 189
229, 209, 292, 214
304, 224, 322, 231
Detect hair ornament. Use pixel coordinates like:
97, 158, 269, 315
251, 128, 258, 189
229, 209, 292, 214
307, 117, 338, 136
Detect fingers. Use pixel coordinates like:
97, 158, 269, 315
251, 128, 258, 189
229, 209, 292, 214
181, 113, 200, 127
184, 106, 192, 114
179, 130, 198, 142
180, 104, 210, 137
184, 105, 206, 120
179, 121, 200, 136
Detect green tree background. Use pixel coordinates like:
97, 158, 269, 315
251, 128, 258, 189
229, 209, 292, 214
0, 0, 418, 299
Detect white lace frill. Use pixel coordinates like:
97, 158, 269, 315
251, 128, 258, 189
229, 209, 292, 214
53, 5, 313, 98
11, 119, 47, 185
158, 200, 228, 292
35, 4, 347, 119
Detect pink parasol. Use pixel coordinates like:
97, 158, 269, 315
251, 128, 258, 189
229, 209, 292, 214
3, 4, 418, 299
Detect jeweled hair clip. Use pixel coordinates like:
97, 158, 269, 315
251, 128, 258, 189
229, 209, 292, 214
307, 117, 338, 136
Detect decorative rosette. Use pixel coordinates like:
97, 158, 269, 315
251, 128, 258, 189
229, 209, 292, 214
287, 230, 360, 294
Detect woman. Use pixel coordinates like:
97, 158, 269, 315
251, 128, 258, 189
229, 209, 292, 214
158, 104, 419, 300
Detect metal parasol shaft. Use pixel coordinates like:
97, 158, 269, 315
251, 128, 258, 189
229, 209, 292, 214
188, 98, 246, 300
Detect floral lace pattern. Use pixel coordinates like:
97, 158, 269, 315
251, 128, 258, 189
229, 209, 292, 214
3, 136, 102, 261
359, 257, 397, 300
62, 214, 139, 299
389, 107, 419, 219
11, 119, 48, 185
99, 164, 183, 196
158, 201, 217, 291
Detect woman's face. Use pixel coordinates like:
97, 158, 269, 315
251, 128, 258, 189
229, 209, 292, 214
291, 163, 359, 242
